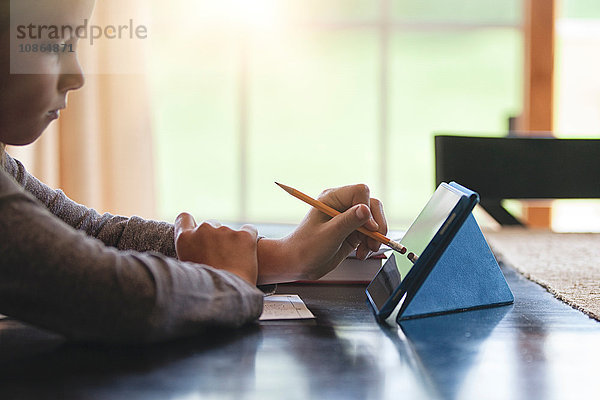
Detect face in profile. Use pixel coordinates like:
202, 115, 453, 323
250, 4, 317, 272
0, 0, 95, 146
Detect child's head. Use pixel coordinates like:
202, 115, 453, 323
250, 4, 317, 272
0, 0, 94, 148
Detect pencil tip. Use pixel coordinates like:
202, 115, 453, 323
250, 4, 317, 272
275, 182, 296, 196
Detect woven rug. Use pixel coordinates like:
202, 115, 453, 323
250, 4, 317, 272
485, 229, 600, 322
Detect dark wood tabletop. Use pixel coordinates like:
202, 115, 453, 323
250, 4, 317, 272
1, 262, 599, 400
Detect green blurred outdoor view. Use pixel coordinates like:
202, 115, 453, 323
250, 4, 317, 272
146, 0, 597, 230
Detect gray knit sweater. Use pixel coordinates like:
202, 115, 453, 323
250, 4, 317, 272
0, 153, 263, 343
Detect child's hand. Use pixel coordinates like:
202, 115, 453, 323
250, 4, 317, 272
257, 184, 388, 283
174, 213, 259, 285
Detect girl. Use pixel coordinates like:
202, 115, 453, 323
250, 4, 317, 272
0, 0, 388, 343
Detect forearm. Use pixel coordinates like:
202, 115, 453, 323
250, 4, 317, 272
3, 154, 177, 256
101, 215, 177, 257
0, 192, 263, 343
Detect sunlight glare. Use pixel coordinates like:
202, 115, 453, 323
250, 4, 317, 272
193, 0, 283, 31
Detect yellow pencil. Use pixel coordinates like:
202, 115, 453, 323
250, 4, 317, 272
275, 182, 407, 254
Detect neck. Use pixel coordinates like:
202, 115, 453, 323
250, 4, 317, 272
0, 143, 5, 167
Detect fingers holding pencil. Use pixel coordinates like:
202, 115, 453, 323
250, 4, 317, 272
330, 203, 375, 259
276, 182, 407, 256
340, 202, 383, 260
315, 190, 380, 260
330, 183, 380, 232
366, 197, 388, 252
317, 184, 405, 254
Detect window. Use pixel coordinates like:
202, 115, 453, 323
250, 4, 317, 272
552, 0, 600, 231
149, 0, 522, 227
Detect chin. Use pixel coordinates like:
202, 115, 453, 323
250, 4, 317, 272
1, 127, 47, 146
17, 133, 45, 146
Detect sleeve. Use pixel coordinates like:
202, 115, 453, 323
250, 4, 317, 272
2, 154, 176, 257
0, 169, 264, 344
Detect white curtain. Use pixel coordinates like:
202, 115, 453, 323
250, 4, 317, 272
8, 0, 156, 218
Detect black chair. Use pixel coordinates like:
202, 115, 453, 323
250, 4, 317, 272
434, 135, 600, 226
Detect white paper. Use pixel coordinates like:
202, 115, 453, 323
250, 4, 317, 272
259, 294, 315, 320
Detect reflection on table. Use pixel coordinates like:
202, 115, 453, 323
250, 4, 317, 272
0, 264, 599, 399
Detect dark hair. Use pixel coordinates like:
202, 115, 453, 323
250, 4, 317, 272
1, 0, 8, 165
0, 1, 8, 32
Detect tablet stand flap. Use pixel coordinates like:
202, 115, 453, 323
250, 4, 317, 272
399, 214, 514, 320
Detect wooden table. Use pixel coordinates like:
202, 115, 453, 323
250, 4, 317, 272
1, 261, 599, 399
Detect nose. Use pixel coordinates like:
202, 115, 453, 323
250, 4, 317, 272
57, 56, 85, 93
59, 72, 85, 93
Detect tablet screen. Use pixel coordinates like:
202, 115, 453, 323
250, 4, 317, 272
367, 184, 463, 311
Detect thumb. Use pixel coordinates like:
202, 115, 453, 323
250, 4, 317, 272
325, 204, 372, 240
174, 212, 196, 238
239, 224, 259, 240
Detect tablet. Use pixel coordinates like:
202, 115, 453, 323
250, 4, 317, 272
366, 182, 479, 322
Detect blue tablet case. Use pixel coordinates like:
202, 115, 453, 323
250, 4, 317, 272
398, 213, 514, 320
